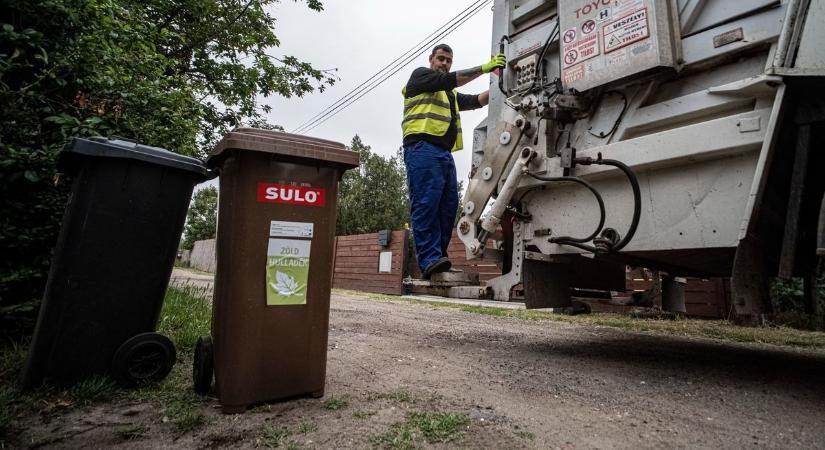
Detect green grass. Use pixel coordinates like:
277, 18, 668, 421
515, 430, 535, 440
127, 357, 209, 434
321, 396, 349, 411
68, 376, 117, 407
157, 284, 212, 355
126, 284, 213, 433
256, 426, 291, 448
353, 410, 377, 419
0, 385, 15, 444
0, 285, 213, 446
117, 423, 147, 441
298, 421, 318, 434
367, 389, 415, 404
370, 411, 468, 450
336, 289, 825, 351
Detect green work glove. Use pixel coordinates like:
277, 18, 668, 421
481, 53, 507, 73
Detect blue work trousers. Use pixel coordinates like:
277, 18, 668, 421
403, 140, 458, 271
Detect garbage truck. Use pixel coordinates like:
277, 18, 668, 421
459, 0, 825, 321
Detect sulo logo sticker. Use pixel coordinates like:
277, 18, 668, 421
257, 183, 326, 207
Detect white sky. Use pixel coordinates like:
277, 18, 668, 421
261, 0, 496, 185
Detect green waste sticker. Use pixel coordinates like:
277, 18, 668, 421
266, 238, 311, 305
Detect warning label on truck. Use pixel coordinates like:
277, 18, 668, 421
603, 8, 649, 53
266, 238, 311, 306
562, 14, 601, 70
562, 34, 600, 69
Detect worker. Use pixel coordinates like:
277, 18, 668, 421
402, 43, 506, 278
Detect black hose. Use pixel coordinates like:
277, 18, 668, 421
524, 172, 606, 243
498, 35, 510, 95
582, 157, 641, 251
532, 20, 559, 88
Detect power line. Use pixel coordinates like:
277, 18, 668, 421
293, 0, 492, 134
292, 0, 490, 133
294, 0, 492, 134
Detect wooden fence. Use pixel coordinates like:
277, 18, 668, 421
332, 230, 408, 295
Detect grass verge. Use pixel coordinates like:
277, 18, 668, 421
0, 284, 213, 446
335, 289, 825, 351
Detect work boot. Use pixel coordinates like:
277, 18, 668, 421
422, 257, 451, 279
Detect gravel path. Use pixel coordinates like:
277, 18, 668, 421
16, 291, 825, 449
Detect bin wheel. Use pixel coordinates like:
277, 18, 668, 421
111, 332, 176, 387
562, 300, 592, 316
193, 336, 214, 395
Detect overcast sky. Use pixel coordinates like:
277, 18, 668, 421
260, 0, 496, 186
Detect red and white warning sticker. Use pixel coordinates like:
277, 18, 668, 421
562, 12, 601, 71
562, 33, 600, 69
603, 8, 649, 54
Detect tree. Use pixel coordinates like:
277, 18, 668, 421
181, 186, 218, 249
336, 136, 410, 235
0, 0, 335, 337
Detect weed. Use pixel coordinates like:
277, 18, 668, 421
250, 403, 274, 413
322, 397, 349, 411
370, 411, 468, 449
117, 423, 147, 441
407, 412, 467, 441
169, 408, 206, 433
298, 421, 318, 434
68, 376, 117, 407
353, 410, 377, 419
515, 430, 535, 440
256, 426, 291, 448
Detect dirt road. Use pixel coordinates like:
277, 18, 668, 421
18, 291, 825, 449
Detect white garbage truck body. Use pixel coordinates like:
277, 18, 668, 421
459, 0, 825, 319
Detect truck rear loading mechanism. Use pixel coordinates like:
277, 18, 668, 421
454, 0, 825, 322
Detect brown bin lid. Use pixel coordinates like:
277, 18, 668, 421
208, 128, 359, 169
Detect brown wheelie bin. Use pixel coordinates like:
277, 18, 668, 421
197, 129, 358, 413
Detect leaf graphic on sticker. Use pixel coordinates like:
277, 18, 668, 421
273, 271, 303, 296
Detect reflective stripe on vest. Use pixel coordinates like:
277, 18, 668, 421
401, 87, 463, 152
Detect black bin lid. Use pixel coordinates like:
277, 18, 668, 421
61, 137, 213, 179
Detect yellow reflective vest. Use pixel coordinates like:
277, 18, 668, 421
401, 87, 463, 152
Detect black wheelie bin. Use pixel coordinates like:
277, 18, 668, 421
193, 129, 358, 413
19, 137, 212, 389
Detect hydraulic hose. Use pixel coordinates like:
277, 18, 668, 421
577, 157, 641, 252
524, 172, 606, 244
498, 35, 510, 95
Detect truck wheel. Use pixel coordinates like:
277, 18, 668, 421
193, 335, 214, 395
111, 332, 176, 387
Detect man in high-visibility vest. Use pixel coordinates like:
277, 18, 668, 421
402, 43, 506, 279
